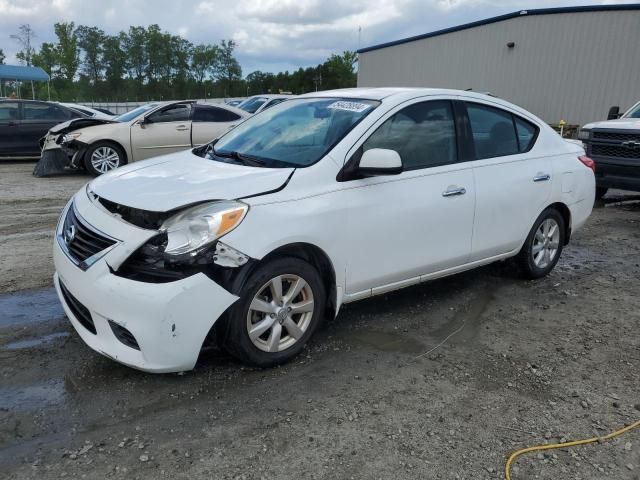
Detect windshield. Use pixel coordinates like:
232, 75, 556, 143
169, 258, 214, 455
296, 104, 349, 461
238, 97, 268, 113
210, 97, 379, 167
114, 103, 159, 122
622, 101, 640, 119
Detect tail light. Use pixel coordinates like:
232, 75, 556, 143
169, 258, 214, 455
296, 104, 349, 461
578, 155, 595, 173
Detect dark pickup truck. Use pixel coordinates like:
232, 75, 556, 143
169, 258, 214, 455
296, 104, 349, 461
578, 101, 640, 199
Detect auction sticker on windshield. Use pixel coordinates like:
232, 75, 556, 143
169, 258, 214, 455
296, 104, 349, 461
327, 101, 371, 113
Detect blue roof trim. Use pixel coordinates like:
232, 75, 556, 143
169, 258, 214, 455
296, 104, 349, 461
357, 4, 640, 53
0, 64, 50, 82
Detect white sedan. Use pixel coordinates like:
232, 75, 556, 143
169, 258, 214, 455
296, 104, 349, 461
53, 88, 595, 372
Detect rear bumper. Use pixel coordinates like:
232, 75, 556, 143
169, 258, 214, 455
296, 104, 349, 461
53, 191, 239, 373
593, 159, 640, 192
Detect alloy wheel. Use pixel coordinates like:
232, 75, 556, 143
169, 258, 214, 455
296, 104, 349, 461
532, 218, 560, 269
90, 146, 120, 173
246, 274, 315, 353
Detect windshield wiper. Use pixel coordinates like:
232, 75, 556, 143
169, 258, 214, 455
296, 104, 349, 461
213, 148, 266, 167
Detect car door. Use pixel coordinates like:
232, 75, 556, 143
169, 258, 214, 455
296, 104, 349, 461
191, 105, 243, 146
0, 102, 21, 157
462, 100, 551, 261
19, 102, 75, 156
130, 103, 192, 160
341, 99, 475, 296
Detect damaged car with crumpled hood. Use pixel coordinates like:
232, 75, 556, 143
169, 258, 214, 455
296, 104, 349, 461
34, 100, 248, 177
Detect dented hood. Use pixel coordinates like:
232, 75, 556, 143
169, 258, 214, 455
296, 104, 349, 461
90, 150, 294, 212
49, 117, 118, 134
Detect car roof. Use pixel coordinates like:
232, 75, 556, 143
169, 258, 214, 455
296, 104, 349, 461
299, 87, 508, 101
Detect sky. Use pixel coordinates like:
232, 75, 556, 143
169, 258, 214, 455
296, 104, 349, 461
0, 0, 637, 75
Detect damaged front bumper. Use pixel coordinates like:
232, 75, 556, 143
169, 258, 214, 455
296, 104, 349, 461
33, 134, 89, 177
53, 191, 242, 373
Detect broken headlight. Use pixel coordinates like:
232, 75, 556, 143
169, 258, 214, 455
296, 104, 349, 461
161, 201, 249, 257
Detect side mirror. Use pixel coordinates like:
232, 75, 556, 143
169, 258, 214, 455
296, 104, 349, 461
607, 106, 620, 120
358, 148, 403, 176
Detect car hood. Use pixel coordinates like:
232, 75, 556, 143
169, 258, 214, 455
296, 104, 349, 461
583, 118, 640, 131
90, 151, 294, 212
49, 117, 118, 134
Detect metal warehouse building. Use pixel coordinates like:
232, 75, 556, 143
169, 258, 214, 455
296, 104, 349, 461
357, 4, 640, 126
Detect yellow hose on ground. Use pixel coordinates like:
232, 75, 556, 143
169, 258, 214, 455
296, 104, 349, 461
505, 420, 640, 480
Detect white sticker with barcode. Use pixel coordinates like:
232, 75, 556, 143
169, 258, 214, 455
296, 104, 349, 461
327, 101, 371, 113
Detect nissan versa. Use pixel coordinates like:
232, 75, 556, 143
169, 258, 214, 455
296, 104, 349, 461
53, 88, 595, 373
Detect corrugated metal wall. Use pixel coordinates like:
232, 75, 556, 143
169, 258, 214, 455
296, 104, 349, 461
357, 10, 640, 125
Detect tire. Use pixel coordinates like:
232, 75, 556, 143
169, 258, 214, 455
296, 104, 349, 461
224, 257, 326, 367
595, 187, 608, 201
83, 142, 127, 176
517, 208, 565, 280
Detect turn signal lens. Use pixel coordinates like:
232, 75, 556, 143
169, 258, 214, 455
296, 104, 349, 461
578, 155, 595, 173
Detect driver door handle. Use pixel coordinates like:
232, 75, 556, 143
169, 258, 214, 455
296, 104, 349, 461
175, 125, 189, 131
442, 186, 467, 197
533, 173, 551, 182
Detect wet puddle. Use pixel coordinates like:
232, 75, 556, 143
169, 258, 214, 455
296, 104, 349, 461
3, 331, 69, 350
0, 287, 65, 328
0, 381, 66, 411
345, 330, 426, 354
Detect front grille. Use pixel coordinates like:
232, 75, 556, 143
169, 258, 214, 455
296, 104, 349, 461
592, 131, 640, 142
591, 144, 640, 159
109, 321, 140, 350
62, 207, 116, 264
59, 281, 96, 334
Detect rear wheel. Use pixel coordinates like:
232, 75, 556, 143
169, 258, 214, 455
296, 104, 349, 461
84, 142, 126, 176
517, 208, 565, 279
224, 257, 326, 367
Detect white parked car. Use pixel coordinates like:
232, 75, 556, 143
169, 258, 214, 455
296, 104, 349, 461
38, 100, 249, 176
53, 88, 595, 373
237, 94, 293, 115
60, 103, 115, 120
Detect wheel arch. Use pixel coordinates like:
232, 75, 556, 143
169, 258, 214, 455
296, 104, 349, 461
546, 202, 572, 245
259, 242, 339, 319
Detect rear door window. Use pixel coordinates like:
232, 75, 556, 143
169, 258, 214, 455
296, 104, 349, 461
0, 102, 19, 121
514, 116, 537, 153
23, 103, 70, 121
193, 106, 241, 122
362, 100, 457, 170
466, 103, 519, 159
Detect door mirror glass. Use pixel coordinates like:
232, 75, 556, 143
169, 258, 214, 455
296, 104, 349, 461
358, 148, 403, 176
607, 106, 620, 120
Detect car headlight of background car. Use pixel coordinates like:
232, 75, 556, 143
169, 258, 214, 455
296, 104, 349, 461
577, 129, 591, 141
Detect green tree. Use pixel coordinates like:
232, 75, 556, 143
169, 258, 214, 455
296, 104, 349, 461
0, 48, 5, 64
191, 44, 218, 84
32, 42, 58, 78
77, 25, 105, 84
124, 26, 148, 82
54, 22, 79, 82
103, 33, 127, 91
11, 24, 36, 66
215, 39, 242, 95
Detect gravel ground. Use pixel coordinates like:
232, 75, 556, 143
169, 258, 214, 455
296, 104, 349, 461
0, 162, 639, 479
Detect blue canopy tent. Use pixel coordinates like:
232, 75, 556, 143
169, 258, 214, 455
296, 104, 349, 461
0, 64, 51, 100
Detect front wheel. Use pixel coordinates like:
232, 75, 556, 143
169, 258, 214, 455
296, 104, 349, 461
517, 208, 565, 279
224, 257, 326, 367
84, 142, 127, 176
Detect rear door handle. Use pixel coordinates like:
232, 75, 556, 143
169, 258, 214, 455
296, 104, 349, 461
175, 125, 189, 131
442, 186, 467, 197
533, 173, 551, 182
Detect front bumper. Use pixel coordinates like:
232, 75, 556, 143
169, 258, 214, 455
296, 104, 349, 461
53, 190, 239, 373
